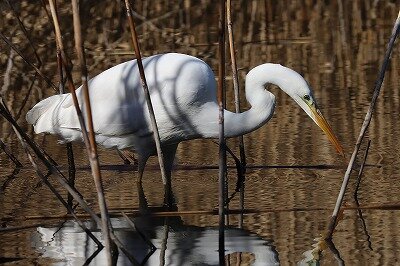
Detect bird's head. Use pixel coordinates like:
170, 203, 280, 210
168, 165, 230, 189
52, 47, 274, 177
248, 63, 344, 156
289, 80, 344, 157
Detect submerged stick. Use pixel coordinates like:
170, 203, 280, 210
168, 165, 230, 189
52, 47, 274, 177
326, 10, 400, 239
124, 0, 171, 205
227, 0, 246, 229
218, 0, 227, 264
71, 1, 114, 264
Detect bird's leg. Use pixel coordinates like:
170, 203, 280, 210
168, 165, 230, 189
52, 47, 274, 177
136, 155, 148, 184
137, 180, 149, 214
136, 155, 151, 214
161, 144, 178, 209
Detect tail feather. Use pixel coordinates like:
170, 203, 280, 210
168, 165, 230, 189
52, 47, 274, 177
26, 94, 67, 133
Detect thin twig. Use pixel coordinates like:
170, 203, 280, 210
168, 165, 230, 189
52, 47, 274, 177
326, 10, 400, 239
4, 0, 42, 66
124, 0, 171, 205
0, 139, 22, 167
0, 33, 56, 91
217, 0, 227, 264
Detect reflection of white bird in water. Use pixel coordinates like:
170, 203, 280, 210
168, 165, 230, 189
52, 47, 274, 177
26, 53, 343, 183
33, 218, 280, 265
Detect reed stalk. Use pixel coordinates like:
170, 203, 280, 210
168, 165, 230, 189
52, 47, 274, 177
218, 0, 227, 264
227, 0, 246, 229
354, 140, 373, 250
47, 1, 139, 263
55, 47, 76, 210
326, 10, 400, 239
123, 0, 171, 205
70, 1, 114, 264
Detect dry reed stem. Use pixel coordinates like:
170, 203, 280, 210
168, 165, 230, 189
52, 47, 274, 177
71, 1, 114, 264
217, 0, 227, 264
326, 10, 400, 239
55, 44, 76, 211
47, 0, 91, 151
227, 0, 246, 229
50, 7, 77, 212
124, 0, 171, 203
354, 140, 373, 250
48, 1, 138, 263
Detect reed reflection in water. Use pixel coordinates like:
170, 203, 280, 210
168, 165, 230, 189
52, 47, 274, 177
1, 0, 400, 265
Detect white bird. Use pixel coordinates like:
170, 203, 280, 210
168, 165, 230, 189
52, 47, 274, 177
26, 53, 343, 185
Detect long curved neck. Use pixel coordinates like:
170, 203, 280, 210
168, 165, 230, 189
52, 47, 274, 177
224, 63, 295, 138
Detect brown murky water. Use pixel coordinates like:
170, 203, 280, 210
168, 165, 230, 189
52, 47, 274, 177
1, 1, 400, 265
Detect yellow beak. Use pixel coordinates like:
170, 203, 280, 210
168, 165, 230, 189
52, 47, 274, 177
310, 106, 345, 157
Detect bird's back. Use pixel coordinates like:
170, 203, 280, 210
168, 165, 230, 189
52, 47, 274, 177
27, 53, 217, 151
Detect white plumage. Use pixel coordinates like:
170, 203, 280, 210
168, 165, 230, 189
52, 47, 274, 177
27, 53, 343, 181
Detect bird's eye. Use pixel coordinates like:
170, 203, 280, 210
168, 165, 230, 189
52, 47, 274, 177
303, 94, 311, 101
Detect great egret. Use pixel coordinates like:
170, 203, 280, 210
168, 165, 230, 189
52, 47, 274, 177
26, 53, 343, 183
